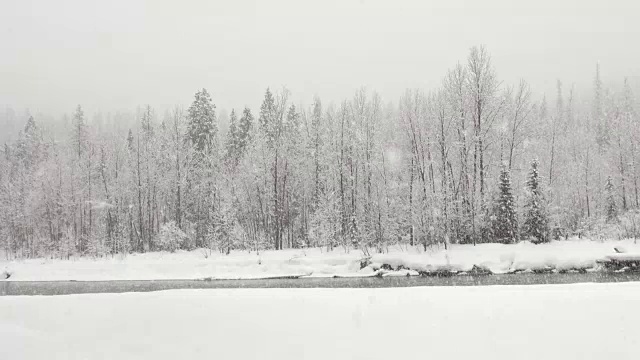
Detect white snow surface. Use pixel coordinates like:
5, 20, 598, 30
1, 238, 639, 281
1, 282, 640, 359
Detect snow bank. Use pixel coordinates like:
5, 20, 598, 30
372, 239, 640, 275
0, 248, 370, 281
2, 283, 640, 360
1, 239, 639, 281
604, 254, 640, 262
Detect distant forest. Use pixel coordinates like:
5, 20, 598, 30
1, 46, 639, 259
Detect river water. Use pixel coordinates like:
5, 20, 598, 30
3, 271, 640, 296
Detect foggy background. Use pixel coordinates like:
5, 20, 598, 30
1, 0, 639, 120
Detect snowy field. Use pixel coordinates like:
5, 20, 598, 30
2, 239, 639, 281
0, 282, 639, 360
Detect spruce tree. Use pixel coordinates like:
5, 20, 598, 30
186, 88, 218, 248
237, 107, 253, 155
225, 109, 239, 162
491, 166, 518, 244
605, 176, 618, 222
126, 129, 135, 152
286, 104, 300, 133
522, 159, 549, 243
594, 63, 610, 148
72, 105, 87, 159
141, 105, 154, 138
259, 88, 277, 144
16, 116, 44, 169
186, 88, 217, 157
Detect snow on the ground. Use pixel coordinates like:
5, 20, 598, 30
1, 282, 639, 360
373, 238, 640, 274
2, 238, 640, 281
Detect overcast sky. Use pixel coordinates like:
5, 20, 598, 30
1, 0, 638, 118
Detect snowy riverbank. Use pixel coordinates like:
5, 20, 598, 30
2, 238, 640, 281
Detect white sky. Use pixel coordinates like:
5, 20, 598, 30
1, 0, 639, 117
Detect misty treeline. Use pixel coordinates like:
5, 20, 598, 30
1, 46, 638, 259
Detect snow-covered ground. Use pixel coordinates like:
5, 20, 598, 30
2, 238, 639, 281
1, 282, 639, 359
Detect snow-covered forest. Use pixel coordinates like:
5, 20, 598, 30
1, 46, 639, 259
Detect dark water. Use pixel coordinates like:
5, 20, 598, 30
2, 272, 640, 296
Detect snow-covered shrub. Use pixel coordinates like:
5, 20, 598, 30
156, 222, 188, 252
553, 210, 640, 242
86, 233, 108, 258
579, 216, 623, 241
54, 228, 75, 260
231, 222, 248, 251
309, 192, 340, 251
209, 198, 236, 255
620, 210, 640, 240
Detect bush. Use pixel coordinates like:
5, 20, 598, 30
620, 210, 640, 240
573, 211, 640, 241
156, 222, 188, 252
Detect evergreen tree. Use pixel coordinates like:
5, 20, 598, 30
127, 129, 135, 152
237, 107, 253, 154
72, 105, 87, 158
225, 109, 239, 162
491, 166, 518, 243
15, 116, 44, 169
185, 89, 218, 248
141, 105, 154, 138
605, 176, 617, 222
286, 104, 300, 133
522, 159, 549, 243
310, 97, 323, 205
259, 88, 278, 144
594, 63, 610, 148
187, 88, 217, 156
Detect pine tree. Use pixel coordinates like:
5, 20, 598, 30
237, 107, 253, 154
310, 97, 323, 206
141, 105, 154, 138
15, 116, 44, 169
187, 88, 217, 157
72, 105, 87, 158
259, 88, 278, 145
605, 176, 617, 222
126, 129, 135, 152
185, 88, 218, 248
522, 159, 549, 243
225, 109, 239, 162
286, 104, 300, 134
491, 166, 518, 244
594, 63, 610, 148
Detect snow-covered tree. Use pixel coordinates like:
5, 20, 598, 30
72, 105, 88, 158
210, 196, 236, 255
187, 88, 217, 157
522, 159, 549, 243
594, 63, 610, 148
156, 221, 188, 252
225, 109, 239, 164
2, 47, 639, 259
185, 89, 219, 248
491, 166, 518, 243
237, 107, 253, 157
605, 176, 618, 222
